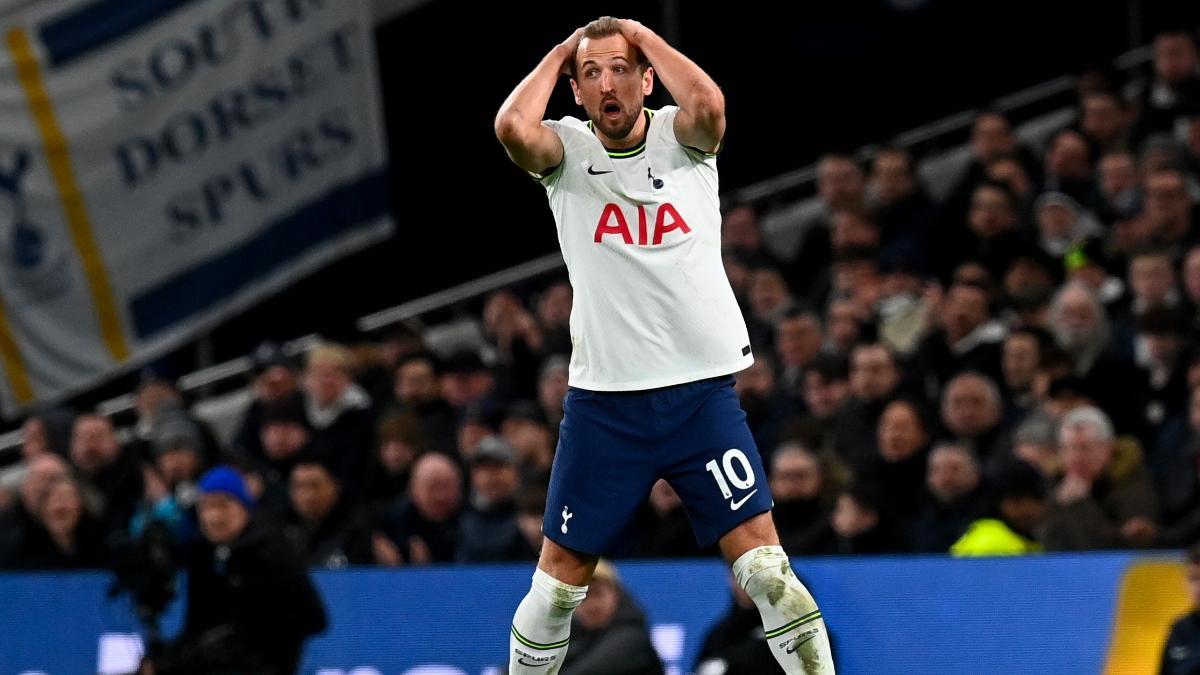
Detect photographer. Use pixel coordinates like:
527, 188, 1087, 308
143, 466, 327, 674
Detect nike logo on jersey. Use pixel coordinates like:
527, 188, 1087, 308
730, 489, 758, 511
587, 165, 613, 175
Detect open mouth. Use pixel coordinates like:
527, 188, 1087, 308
602, 101, 621, 119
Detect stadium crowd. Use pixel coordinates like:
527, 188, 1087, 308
5, 28, 1200, 580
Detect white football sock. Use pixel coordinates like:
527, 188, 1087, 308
732, 545, 835, 674
509, 567, 588, 674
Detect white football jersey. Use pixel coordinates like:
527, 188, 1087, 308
536, 105, 753, 391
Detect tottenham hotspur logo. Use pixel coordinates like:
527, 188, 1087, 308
0, 145, 69, 302
560, 506, 573, 534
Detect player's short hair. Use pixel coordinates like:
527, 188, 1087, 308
570, 16, 650, 80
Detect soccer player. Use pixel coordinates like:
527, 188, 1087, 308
495, 17, 835, 674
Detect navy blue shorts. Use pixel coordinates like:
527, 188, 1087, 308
543, 375, 773, 556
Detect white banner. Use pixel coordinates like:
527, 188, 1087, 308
0, 0, 392, 414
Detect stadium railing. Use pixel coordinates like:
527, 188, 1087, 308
0, 43, 1154, 456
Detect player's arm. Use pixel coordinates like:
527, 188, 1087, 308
620, 19, 725, 153
494, 28, 583, 175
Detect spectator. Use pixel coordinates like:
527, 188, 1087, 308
457, 403, 500, 463
1097, 150, 1140, 219
456, 436, 534, 562
1001, 326, 1049, 413
534, 280, 573, 358
1042, 129, 1100, 209
819, 484, 904, 554
940, 372, 1010, 475
943, 112, 1041, 228
69, 413, 144, 536
835, 343, 902, 472
501, 401, 556, 487
951, 462, 1046, 556
790, 155, 866, 295
537, 355, 570, 429
1063, 236, 1126, 309
912, 443, 987, 552
746, 266, 796, 350
559, 560, 665, 675
282, 453, 376, 568
0, 409, 75, 511
772, 442, 839, 556
696, 579, 788, 675
1153, 388, 1200, 546
774, 308, 823, 398
798, 354, 851, 457
735, 355, 792, 460
1133, 307, 1192, 433
915, 280, 1007, 390
254, 397, 315, 514
6, 475, 106, 570
0, 453, 70, 566
1042, 407, 1158, 551
722, 205, 767, 258
151, 466, 327, 673
1010, 413, 1061, 478
876, 255, 934, 357
868, 146, 937, 255
824, 295, 866, 357
634, 479, 707, 558
482, 289, 544, 400
938, 180, 1025, 284
152, 410, 208, 496
861, 399, 932, 538
1143, 168, 1199, 251
388, 351, 458, 454
232, 341, 300, 460
440, 350, 499, 412
365, 413, 422, 508
384, 452, 462, 564
303, 343, 374, 494
1159, 544, 1200, 675
516, 485, 547, 557
1134, 30, 1200, 142
1033, 192, 1103, 258
1079, 89, 1131, 154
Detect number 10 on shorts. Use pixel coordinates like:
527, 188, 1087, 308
705, 448, 756, 499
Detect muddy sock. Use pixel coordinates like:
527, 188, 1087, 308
732, 545, 835, 674
509, 567, 588, 674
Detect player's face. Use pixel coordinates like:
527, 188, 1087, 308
571, 35, 653, 141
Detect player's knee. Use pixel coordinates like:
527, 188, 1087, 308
538, 538, 599, 587
732, 545, 816, 608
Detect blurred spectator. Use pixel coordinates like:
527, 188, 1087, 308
365, 413, 421, 507
1042, 407, 1158, 551
824, 295, 866, 356
774, 308, 823, 397
634, 479, 706, 558
735, 355, 792, 460
940, 372, 1010, 474
1063, 237, 1126, 309
1033, 192, 1102, 258
819, 484, 904, 554
282, 454, 376, 568
1079, 89, 1131, 154
482, 289, 544, 400
534, 280, 573, 358
502, 401, 555, 487
254, 397, 314, 513
516, 485, 547, 557
861, 399, 932, 538
1042, 129, 1100, 209
944, 112, 1041, 228
722, 204, 766, 258
746, 266, 796, 350
869, 147, 936, 255
1011, 413, 1062, 478
835, 343, 902, 472
5, 474, 106, 570
695, 579, 781, 675
790, 155, 866, 295
559, 560, 664, 675
152, 410, 208, 496
303, 343, 374, 495
1134, 30, 1200, 143
1153, 389, 1200, 546
1184, 244, 1200, 329
912, 443, 987, 552
798, 354, 851, 456
456, 436, 534, 562
1097, 150, 1140, 218
951, 462, 1046, 556
70, 413, 144, 536
232, 341, 300, 460
915, 280, 1006, 390
937, 180, 1024, 283
440, 350, 498, 412
1133, 307, 1192, 433
151, 466, 327, 673
1001, 326, 1049, 413
537, 355, 570, 429
771, 442, 839, 556
388, 351, 457, 454
877, 255, 934, 357
1159, 544, 1200, 675
384, 452, 462, 564
458, 403, 500, 462
1143, 168, 1199, 251
0, 409, 75, 511
0, 453, 70, 566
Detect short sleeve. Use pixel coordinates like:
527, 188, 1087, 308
654, 105, 721, 160
527, 119, 568, 184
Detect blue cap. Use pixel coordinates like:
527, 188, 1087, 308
197, 466, 255, 510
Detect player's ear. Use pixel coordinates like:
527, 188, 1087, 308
569, 78, 583, 106
642, 66, 654, 96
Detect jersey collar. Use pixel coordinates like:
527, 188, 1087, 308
588, 109, 654, 159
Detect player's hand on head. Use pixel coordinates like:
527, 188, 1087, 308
559, 26, 586, 75
617, 19, 650, 45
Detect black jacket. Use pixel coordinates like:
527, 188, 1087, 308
455, 497, 535, 563
169, 520, 327, 674
560, 590, 664, 675
695, 600, 781, 674
282, 499, 376, 568
1161, 611, 1200, 675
